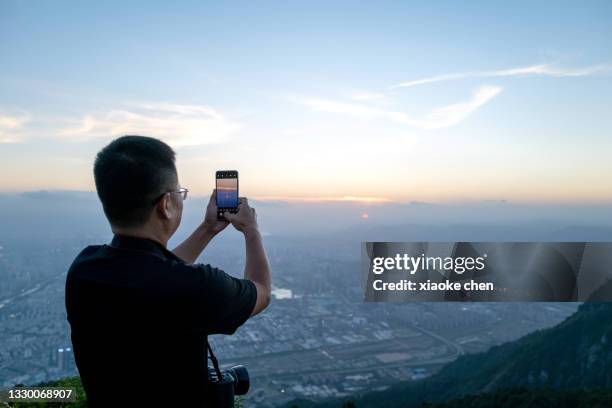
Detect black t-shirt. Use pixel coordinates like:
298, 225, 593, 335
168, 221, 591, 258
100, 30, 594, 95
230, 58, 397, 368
65, 234, 257, 407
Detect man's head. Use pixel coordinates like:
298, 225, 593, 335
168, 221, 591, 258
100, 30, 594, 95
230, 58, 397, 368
94, 135, 185, 241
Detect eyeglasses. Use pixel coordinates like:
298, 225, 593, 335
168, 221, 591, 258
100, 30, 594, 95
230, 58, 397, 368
153, 187, 189, 204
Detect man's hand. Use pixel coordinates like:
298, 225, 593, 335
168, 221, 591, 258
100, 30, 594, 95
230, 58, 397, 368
224, 197, 258, 234
203, 189, 230, 235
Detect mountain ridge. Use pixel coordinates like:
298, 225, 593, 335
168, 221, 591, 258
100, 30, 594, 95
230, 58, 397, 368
289, 303, 612, 408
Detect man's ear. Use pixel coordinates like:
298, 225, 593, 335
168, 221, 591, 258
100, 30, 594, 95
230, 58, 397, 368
155, 193, 172, 220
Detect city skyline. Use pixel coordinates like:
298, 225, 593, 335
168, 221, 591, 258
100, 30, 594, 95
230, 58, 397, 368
1, 1, 611, 203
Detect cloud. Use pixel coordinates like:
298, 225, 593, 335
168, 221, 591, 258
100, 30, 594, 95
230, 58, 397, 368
294, 85, 502, 130
60, 102, 240, 147
295, 62, 607, 129
422, 85, 502, 129
0, 113, 30, 143
350, 92, 389, 102
252, 195, 391, 204
391, 63, 611, 89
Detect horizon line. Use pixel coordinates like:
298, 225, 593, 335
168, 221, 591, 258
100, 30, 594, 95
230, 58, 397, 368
2, 189, 612, 206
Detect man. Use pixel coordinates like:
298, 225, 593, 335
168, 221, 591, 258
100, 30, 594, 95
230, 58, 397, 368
65, 135, 271, 407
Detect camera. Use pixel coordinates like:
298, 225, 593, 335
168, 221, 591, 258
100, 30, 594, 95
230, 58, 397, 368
206, 365, 250, 407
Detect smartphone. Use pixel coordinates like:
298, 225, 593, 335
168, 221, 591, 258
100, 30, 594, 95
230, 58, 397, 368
216, 170, 239, 220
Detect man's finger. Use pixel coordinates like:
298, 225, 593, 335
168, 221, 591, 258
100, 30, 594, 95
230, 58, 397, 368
224, 211, 237, 222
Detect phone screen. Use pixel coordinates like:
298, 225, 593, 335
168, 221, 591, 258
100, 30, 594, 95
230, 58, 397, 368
216, 171, 239, 209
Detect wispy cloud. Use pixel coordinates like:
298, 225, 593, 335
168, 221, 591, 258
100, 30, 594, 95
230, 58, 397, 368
350, 91, 389, 102
294, 85, 502, 130
421, 86, 502, 129
0, 113, 30, 143
252, 195, 391, 204
0, 103, 240, 146
59, 102, 240, 146
390, 63, 610, 89
295, 62, 607, 129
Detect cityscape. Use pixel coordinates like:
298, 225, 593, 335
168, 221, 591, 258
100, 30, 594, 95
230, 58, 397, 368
0, 232, 578, 407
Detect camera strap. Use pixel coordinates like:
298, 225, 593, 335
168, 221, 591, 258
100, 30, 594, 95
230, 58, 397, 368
206, 338, 224, 381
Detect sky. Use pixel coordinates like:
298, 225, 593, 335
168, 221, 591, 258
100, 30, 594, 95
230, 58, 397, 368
1, 1, 611, 204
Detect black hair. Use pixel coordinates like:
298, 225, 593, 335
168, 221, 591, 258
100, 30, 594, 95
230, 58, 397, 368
93, 135, 177, 227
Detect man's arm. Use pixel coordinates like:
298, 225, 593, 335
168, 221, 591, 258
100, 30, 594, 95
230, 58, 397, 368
172, 223, 216, 264
225, 198, 272, 317
172, 190, 229, 263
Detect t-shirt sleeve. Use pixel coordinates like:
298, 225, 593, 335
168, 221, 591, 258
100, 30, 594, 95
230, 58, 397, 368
194, 264, 258, 335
